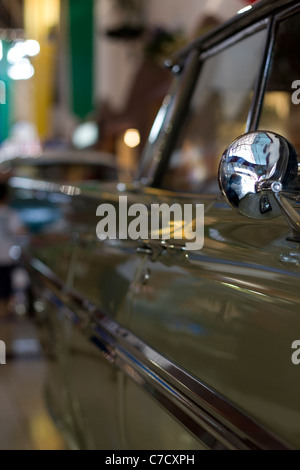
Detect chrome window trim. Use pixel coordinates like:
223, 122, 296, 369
274, 2, 300, 22
246, 17, 275, 131
251, 4, 300, 131
151, 19, 271, 189
26, 255, 291, 450
144, 50, 201, 188
199, 19, 269, 61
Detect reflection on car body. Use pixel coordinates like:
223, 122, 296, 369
1, 150, 117, 233
3, 149, 117, 183
19, 0, 300, 450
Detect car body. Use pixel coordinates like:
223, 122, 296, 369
2, 150, 117, 232
22, 0, 300, 449
2, 149, 117, 183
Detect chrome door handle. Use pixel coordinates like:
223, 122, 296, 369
136, 239, 187, 258
161, 240, 186, 252
136, 242, 154, 256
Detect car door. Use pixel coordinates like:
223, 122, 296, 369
121, 12, 300, 449
26, 4, 300, 450
25, 57, 197, 449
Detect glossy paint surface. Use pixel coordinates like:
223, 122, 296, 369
20, 0, 300, 450
23, 178, 300, 449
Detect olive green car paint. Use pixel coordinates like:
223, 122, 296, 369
16, 0, 300, 450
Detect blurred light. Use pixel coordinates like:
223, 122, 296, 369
72, 121, 99, 149
7, 42, 26, 64
7, 39, 40, 66
7, 59, 35, 80
0, 40, 2, 61
117, 182, 127, 192
9, 245, 22, 261
33, 300, 46, 313
24, 39, 40, 56
237, 5, 252, 14
12, 339, 41, 353
15, 303, 27, 315
60, 185, 81, 196
124, 128, 140, 148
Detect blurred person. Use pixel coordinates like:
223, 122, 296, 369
0, 181, 26, 319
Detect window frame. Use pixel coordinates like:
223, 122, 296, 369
140, 18, 272, 193
253, 4, 300, 134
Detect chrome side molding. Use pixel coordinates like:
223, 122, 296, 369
25, 254, 291, 450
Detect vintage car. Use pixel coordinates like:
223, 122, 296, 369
20, 0, 300, 450
3, 149, 117, 183
2, 150, 117, 232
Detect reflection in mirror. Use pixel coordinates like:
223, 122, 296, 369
218, 131, 299, 219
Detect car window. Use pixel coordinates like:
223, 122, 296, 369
138, 75, 183, 183
258, 10, 300, 154
159, 28, 268, 194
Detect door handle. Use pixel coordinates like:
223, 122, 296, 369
161, 240, 186, 252
136, 242, 154, 256
136, 239, 187, 258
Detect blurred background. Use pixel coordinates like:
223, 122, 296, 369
0, 0, 257, 451
0, 0, 254, 181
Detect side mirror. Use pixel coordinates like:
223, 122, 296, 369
218, 130, 300, 241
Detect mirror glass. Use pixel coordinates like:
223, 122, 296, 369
218, 131, 298, 219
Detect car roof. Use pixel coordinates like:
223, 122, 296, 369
166, 0, 299, 68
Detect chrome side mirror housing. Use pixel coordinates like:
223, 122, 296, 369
218, 131, 300, 241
